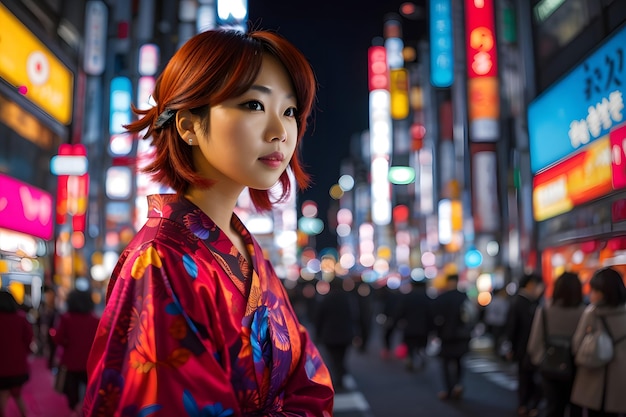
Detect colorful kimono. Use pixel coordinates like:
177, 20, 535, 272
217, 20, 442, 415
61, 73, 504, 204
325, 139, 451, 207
83, 194, 334, 417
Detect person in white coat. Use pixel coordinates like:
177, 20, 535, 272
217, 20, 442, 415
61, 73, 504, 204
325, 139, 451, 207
570, 267, 626, 417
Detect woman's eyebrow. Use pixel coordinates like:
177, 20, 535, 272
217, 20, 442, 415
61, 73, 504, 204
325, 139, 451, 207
249, 84, 294, 100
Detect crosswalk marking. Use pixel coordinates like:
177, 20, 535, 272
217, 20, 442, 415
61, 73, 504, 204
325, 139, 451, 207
464, 355, 518, 392
334, 391, 370, 412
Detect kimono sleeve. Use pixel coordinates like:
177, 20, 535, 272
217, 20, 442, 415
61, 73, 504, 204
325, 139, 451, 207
83, 241, 241, 417
279, 290, 334, 415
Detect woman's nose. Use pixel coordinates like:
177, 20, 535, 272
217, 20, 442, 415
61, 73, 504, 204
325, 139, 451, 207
266, 117, 287, 142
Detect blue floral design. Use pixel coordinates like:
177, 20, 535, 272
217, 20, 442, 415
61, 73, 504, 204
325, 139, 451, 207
250, 307, 270, 364
182, 389, 234, 417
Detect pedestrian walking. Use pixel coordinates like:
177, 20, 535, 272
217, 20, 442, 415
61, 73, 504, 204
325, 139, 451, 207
431, 273, 475, 400
0, 291, 33, 417
571, 267, 626, 417
35, 286, 59, 370
527, 271, 585, 417
395, 279, 432, 371
52, 289, 99, 415
505, 272, 545, 417
484, 286, 510, 358
377, 286, 402, 360
82, 28, 333, 416
314, 277, 357, 391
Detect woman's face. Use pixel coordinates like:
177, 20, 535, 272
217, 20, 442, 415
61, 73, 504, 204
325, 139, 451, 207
191, 54, 298, 192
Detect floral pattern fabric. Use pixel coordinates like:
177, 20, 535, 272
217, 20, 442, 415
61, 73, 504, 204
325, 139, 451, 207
83, 194, 334, 417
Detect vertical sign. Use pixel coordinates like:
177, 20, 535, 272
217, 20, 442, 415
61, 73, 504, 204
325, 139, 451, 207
430, 0, 453, 87
465, 0, 500, 141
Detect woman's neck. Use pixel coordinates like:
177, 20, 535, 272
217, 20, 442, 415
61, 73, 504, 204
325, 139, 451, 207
184, 185, 242, 232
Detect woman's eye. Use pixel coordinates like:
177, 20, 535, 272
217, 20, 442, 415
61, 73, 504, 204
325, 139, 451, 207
285, 107, 298, 117
243, 100, 263, 111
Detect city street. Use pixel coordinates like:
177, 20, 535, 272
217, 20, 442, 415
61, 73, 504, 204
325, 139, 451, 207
332, 330, 520, 417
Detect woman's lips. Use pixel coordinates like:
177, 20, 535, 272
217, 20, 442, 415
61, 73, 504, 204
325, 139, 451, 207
259, 152, 284, 168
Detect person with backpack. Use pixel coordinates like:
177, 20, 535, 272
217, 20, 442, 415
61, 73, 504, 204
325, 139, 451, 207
570, 267, 626, 417
527, 272, 585, 417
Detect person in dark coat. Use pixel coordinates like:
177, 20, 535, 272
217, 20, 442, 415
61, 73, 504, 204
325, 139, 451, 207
395, 279, 432, 371
36, 286, 59, 369
52, 289, 100, 414
431, 273, 474, 400
0, 290, 33, 417
314, 277, 357, 392
505, 272, 545, 417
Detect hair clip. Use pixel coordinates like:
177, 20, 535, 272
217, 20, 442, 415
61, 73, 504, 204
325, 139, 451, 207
154, 108, 176, 129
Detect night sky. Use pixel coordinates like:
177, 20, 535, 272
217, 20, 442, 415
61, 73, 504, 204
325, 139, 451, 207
247, 1, 428, 250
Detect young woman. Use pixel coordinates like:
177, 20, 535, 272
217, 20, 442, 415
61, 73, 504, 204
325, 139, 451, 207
83, 29, 334, 416
527, 272, 585, 417
570, 267, 626, 417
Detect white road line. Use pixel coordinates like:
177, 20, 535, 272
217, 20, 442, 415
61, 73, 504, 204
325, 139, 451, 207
333, 391, 371, 412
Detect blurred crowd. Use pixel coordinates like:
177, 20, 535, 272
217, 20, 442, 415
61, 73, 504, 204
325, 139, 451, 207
307, 266, 626, 417
0, 288, 99, 417
1, 265, 625, 417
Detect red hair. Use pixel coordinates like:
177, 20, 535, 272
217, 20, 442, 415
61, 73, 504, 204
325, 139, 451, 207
125, 29, 316, 211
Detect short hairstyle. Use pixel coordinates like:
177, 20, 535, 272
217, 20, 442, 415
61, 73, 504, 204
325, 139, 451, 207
125, 29, 316, 211
551, 271, 583, 307
66, 290, 94, 314
590, 267, 626, 306
0, 291, 19, 313
519, 272, 543, 288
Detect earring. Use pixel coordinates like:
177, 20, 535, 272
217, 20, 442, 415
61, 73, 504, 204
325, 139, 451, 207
188, 137, 193, 145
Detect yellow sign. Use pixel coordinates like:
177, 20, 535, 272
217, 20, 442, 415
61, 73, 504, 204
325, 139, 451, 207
0, 3, 73, 125
389, 69, 409, 120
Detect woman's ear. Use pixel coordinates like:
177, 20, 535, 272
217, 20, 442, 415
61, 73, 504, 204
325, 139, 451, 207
175, 109, 196, 144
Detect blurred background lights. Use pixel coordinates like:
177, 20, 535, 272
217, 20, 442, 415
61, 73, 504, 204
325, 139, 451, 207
329, 184, 344, 200
244, 215, 273, 234
301, 200, 318, 217
424, 266, 438, 279
90, 264, 108, 281
109, 133, 133, 155
360, 253, 376, 268
411, 267, 425, 281
388, 166, 416, 184
298, 217, 324, 235
476, 273, 492, 292
75, 277, 90, 291
386, 273, 402, 289
338, 174, 355, 191
465, 248, 483, 268
421, 251, 435, 266
339, 253, 355, 269
572, 249, 584, 264
306, 258, 321, 274
486, 240, 500, 256
336, 223, 351, 237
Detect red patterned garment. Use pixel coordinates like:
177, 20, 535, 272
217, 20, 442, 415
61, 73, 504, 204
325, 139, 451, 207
83, 194, 334, 417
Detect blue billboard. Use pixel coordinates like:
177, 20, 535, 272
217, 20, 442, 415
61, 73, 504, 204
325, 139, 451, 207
527, 26, 626, 174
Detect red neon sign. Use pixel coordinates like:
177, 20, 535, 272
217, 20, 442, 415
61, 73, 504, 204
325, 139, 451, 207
465, 0, 498, 79
368, 46, 389, 91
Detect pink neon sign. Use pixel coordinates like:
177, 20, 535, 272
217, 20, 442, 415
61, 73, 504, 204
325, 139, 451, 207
0, 173, 53, 240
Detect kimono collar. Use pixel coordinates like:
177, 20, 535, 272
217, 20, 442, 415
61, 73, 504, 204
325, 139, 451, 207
146, 194, 258, 290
